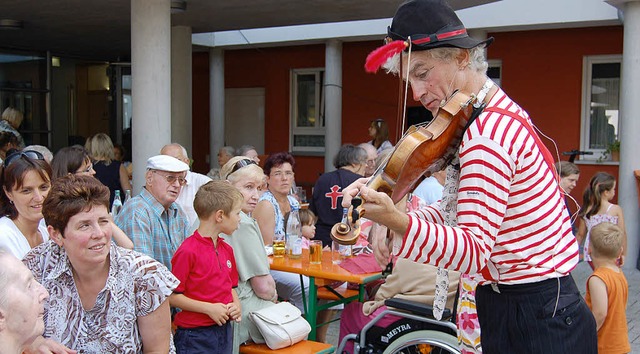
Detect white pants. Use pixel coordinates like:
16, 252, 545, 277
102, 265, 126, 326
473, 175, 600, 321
270, 270, 309, 313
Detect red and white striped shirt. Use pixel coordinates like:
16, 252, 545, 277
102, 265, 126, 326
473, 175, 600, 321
399, 88, 578, 285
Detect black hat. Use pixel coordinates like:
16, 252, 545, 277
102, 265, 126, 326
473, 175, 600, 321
387, 0, 493, 51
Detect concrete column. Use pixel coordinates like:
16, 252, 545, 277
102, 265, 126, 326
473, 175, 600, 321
171, 25, 193, 156
324, 39, 343, 172
210, 48, 225, 169
131, 0, 171, 193
615, 0, 640, 269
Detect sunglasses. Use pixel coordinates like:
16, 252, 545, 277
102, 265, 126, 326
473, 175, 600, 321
230, 159, 257, 175
3, 150, 45, 168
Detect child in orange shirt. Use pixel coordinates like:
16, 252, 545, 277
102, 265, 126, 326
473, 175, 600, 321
585, 222, 630, 354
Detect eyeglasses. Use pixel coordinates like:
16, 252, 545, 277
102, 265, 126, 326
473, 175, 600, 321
3, 150, 45, 168
230, 159, 257, 175
75, 161, 95, 175
152, 170, 187, 186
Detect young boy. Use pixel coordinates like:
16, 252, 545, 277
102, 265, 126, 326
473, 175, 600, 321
584, 222, 630, 354
171, 180, 244, 353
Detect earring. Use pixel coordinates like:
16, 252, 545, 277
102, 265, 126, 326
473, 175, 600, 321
9, 200, 13, 205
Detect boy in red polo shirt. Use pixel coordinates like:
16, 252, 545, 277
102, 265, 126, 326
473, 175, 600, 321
170, 180, 243, 353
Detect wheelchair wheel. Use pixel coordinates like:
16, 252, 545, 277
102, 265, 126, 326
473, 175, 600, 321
382, 330, 460, 354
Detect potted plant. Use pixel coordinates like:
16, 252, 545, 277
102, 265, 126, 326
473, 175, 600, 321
606, 140, 621, 161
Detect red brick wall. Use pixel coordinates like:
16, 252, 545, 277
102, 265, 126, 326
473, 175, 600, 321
192, 26, 623, 200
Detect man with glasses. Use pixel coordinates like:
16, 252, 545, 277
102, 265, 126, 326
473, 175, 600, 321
358, 143, 378, 178
115, 155, 191, 270
161, 143, 211, 229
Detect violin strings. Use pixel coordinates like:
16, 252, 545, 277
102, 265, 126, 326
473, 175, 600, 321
401, 38, 412, 136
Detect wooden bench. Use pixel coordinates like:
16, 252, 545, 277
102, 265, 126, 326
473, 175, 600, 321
239, 340, 334, 354
317, 284, 359, 301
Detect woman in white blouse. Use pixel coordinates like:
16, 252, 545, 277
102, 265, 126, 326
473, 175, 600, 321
0, 150, 51, 259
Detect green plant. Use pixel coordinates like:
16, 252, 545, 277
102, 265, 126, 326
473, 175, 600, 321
606, 139, 620, 153
598, 140, 620, 162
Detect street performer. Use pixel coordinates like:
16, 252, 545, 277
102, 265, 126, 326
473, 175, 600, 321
341, 0, 597, 352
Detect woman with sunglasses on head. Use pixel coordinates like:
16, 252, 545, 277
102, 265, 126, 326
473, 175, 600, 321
368, 118, 393, 154
0, 150, 51, 259
50, 145, 134, 249
219, 156, 278, 348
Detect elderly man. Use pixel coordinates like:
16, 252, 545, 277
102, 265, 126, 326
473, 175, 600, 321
358, 143, 378, 177
115, 155, 191, 270
207, 146, 236, 179
0, 249, 49, 354
160, 143, 211, 228
342, 0, 596, 352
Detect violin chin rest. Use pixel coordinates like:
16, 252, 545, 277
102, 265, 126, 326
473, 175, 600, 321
330, 222, 359, 245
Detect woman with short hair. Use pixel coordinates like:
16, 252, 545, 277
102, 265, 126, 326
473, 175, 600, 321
0, 107, 25, 149
23, 175, 178, 353
310, 144, 367, 246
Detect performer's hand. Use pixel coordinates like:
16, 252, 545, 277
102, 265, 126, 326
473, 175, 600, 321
358, 186, 402, 226
370, 222, 391, 268
341, 178, 370, 208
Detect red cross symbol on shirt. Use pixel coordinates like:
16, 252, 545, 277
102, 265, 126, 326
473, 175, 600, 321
325, 185, 343, 210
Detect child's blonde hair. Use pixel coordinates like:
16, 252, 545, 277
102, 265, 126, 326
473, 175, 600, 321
194, 180, 243, 220
590, 222, 623, 259
298, 208, 316, 226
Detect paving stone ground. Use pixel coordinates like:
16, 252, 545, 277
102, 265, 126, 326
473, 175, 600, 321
326, 261, 640, 352
572, 261, 640, 353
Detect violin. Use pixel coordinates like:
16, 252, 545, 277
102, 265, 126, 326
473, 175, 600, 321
331, 90, 478, 245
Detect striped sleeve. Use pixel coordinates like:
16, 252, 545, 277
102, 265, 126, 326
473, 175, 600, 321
397, 89, 578, 284
399, 136, 513, 274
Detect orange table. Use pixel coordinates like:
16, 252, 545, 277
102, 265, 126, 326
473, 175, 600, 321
269, 249, 382, 340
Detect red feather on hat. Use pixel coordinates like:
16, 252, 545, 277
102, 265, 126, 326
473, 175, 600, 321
364, 40, 408, 73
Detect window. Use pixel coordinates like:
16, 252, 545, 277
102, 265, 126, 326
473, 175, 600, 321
0, 50, 50, 146
580, 55, 621, 161
290, 68, 325, 154
487, 59, 502, 87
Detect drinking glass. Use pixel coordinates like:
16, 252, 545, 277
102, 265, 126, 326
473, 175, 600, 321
273, 232, 286, 257
309, 240, 323, 264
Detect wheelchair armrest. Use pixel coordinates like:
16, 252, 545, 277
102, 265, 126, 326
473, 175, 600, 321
384, 298, 452, 319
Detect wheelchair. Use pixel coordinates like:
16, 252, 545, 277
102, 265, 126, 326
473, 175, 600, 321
336, 298, 460, 354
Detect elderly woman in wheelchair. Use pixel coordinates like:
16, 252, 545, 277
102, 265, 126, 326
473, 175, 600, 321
337, 258, 461, 354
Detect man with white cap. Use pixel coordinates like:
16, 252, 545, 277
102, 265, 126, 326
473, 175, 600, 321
115, 155, 191, 270
160, 143, 211, 228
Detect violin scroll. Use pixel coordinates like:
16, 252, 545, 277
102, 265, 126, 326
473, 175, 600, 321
330, 199, 363, 245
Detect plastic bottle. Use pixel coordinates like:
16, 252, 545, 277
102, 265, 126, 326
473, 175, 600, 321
285, 207, 303, 259
111, 190, 123, 217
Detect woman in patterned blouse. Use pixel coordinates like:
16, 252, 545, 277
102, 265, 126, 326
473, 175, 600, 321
23, 175, 179, 353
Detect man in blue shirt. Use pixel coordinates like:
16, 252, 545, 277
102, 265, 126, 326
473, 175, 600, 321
115, 155, 191, 269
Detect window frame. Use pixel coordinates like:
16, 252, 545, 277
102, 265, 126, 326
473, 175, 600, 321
579, 54, 622, 161
289, 67, 325, 154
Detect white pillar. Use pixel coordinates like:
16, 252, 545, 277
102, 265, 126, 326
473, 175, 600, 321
171, 25, 193, 156
614, 0, 640, 269
324, 40, 343, 172
131, 0, 171, 193
210, 48, 225, 169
